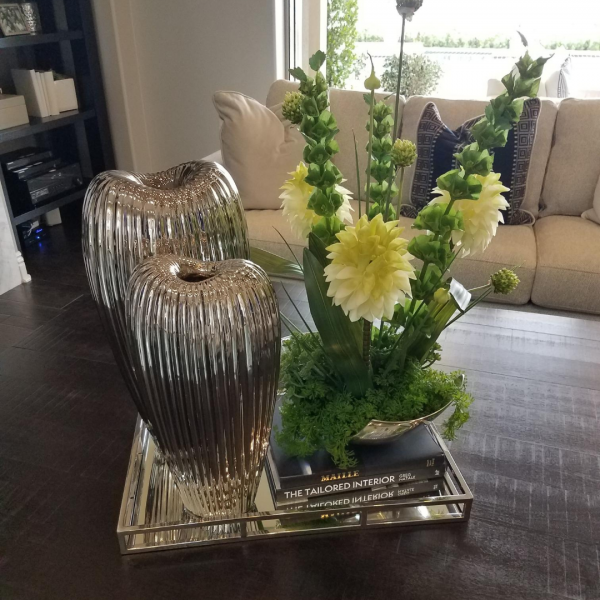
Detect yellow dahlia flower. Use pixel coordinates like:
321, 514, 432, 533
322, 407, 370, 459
280, 162, 353, 239
324, 214, 415, 322
430, 172, 509, 257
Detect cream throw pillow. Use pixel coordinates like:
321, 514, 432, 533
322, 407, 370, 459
213, 91, 304, 210
582, 174, 600, 225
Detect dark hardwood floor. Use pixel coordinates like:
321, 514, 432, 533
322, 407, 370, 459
1, 202, 599, 599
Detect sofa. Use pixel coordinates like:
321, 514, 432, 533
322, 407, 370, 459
208, 80, 600, 315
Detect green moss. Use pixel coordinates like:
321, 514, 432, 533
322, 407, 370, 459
276, 332, 473, 468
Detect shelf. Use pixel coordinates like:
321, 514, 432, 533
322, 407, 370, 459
12, 182, 89, 225
0, 109, 96, 143
0, 30, 84, 49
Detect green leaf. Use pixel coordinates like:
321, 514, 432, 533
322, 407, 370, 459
308, 231, 329, 266
290, 67, 307, 82
250, 247, 303, 278
309, 50, 327, 72
303, 248, 370, 397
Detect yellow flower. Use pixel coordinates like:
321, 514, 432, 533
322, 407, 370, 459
430, 171, 509, 257
280, 162, 353, 239
324, 214, 416, 322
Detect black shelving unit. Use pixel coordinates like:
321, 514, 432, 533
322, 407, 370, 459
0, 0, 114, 250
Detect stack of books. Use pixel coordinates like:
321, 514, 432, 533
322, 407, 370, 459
266, 412, 447, 511
11, 69, 78, 118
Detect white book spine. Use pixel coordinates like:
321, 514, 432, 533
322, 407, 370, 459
42, 72, 60, 116
35, 72, 50, 117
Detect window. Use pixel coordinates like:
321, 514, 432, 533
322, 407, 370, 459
289, 0, 600, 98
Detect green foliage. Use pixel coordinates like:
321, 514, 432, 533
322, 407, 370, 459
277, 333, 473, 468
364, 96, 397, 216
326, 0, 359, 88
249, 247, 303, 278
381, 54, 443, 96
303, 247, 370, 397
546, 40, 600, 51
406, 33, 510, 49
290, 54, 346, 238
357, 31, 383, 42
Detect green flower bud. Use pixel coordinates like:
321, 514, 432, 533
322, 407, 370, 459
364, 67, 381, 91
433, 287, 451, 305
490, 268, 520, 295
282, 91, 304, 125
391, 139, 417, 168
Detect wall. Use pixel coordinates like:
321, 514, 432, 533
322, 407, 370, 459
0, 188, 24, 295
91, 0, 279, 172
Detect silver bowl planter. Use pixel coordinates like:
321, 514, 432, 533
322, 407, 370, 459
126, 255, 280, 518
349, 374, 465, 445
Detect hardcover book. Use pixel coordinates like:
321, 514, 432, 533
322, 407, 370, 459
267, 412, 446, 502
268, 473, 444, 509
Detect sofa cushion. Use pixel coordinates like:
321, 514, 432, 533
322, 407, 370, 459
213, 91, 304, 210
404, 99, 541, 225
532, 216, 600, 313
247, 201, 535, 305
400, 96, 558, 219
582, 174, 600, 225
266, 80, 404, 199
541, 99, 600, 217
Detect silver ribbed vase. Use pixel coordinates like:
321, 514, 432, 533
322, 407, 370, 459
82, 161, 249, 411
125, 255, 280, 517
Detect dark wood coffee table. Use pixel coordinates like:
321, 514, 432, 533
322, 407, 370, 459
1, 230, 599, 600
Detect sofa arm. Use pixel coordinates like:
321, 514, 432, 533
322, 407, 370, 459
202, 150, 223, 165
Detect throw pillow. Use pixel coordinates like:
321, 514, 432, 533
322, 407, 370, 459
213, 91, 303, 210
546, 55, 572, 98
402, 98, 541, 225
582, 174, 600, 225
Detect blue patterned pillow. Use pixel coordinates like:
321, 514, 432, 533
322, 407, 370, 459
401, 98, 541, 225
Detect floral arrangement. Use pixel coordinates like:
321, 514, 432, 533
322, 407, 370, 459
258, 48, 548, 467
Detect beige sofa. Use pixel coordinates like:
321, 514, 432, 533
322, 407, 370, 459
209, 80, 600, 315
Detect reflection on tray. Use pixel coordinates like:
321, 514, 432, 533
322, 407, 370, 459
117, 418, 472, 554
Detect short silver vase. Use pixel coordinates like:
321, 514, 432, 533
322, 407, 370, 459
126, 255, 281, 517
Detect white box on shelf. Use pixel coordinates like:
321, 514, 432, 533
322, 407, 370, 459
54, 79, 78, 112
0, 94, 29, 131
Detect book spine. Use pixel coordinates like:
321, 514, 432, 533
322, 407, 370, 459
276, 465, 445, 502
279, 454, 445, 490
279, 478, 443, 510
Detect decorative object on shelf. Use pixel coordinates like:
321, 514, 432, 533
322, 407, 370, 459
0, 3, 28, 36
82, 161, 249, 416
20, 2, 41, 34
0, 91, 29, 130
255, 40, 548, 467
125, 254, 280, 517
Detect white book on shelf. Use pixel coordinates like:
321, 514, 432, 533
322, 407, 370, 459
35, 72, 50, 118
11, 69, 47, 118
42, 71, 60, 116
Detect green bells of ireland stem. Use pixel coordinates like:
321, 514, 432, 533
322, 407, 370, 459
289, 50, 345, 244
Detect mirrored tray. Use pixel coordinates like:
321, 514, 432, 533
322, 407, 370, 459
117, 417, 473, 554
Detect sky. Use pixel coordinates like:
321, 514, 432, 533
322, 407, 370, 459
357, 0, 600, 45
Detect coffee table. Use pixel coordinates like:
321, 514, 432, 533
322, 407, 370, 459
272, 279, 600, 599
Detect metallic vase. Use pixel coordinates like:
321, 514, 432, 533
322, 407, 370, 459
20, 2, 42, 34
82, 161, 249, 411
126, 255, 280, 517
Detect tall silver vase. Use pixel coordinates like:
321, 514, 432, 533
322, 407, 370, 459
126, 255, 280, 517
82, 161, 249, 413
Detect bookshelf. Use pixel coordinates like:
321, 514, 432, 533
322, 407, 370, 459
0, 0, 114, 250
